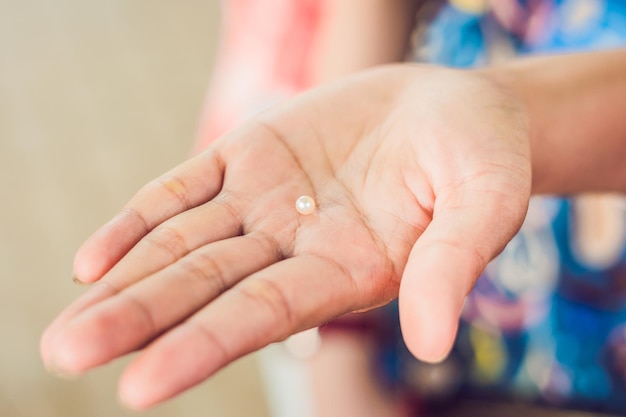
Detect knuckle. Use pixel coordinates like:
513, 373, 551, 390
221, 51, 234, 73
119, 292, 156, 336
118, 207, 150, 233
187, 321, 231, 364
143, 225, 189, 260
246, 231, 285, 262
155, 174, 193, 210
235, 278, 294, 334
184, 251, 230, 295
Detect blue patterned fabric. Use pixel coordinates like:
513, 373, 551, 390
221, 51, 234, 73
377, 1, 626, 414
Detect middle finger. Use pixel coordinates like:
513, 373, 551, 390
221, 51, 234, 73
41, 196, 242, 359
47, 231, 280, 373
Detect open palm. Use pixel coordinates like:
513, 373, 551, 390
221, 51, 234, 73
41, 65, 531, 409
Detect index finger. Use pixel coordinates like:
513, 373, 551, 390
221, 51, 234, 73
117, 254, 358, 409
73, 148, 225, 284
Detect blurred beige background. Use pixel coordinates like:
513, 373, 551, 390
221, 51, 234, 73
1, 2, 621, 417
0, 1, 270, 416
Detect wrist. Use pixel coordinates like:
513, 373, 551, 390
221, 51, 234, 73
472, 65, 548, 194
476, 50, 626, 195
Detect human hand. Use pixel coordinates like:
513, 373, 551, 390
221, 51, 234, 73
41, 65, 531, 409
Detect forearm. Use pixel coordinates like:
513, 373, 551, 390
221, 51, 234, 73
481, 49, 626, 195
309, 0, 420, 84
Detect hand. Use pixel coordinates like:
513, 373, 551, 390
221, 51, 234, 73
41, 65, 531, 409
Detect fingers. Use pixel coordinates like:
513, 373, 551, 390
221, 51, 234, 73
89, 197, 243, 290
398, 188, 528, 363
116, 255, 355, 410
41, 196, 241, 362
73, 149, 225, 284
44, 233, 280, 376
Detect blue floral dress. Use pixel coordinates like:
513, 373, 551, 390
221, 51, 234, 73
374, 0, 626, 414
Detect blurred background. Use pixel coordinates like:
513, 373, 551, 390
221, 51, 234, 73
3, 1, 626, 417
0, 1, 270, 416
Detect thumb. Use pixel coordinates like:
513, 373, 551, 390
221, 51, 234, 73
398, 187, 528, 363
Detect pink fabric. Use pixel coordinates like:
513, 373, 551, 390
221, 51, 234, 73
194, 0, 323, 151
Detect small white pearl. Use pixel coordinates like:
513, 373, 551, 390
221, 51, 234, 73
295, 195, 316, 215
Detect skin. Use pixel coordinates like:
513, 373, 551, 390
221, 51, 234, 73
41, 65, 531, 409
40, 48, 626, 411
483, 50, 626, 194
39, 0, 626, 407
308, 0, 419, 83
194, 2, 423, 416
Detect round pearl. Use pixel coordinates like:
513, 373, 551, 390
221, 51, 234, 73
295, 195, 316, 215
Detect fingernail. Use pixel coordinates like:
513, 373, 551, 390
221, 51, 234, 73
44, 361, 82, 380
72, 275, 89, 286
117, 396, 144, 414
118, 387, 151, 414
